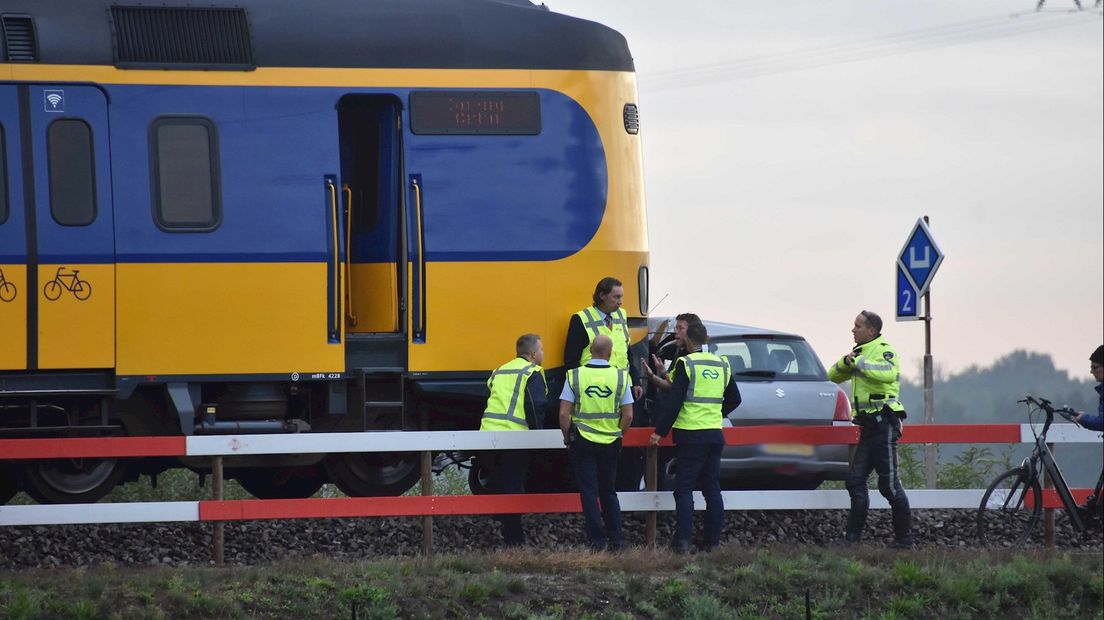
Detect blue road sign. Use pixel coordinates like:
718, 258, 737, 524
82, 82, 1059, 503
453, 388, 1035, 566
896, 265, 920, 321
896, 218, 944, 296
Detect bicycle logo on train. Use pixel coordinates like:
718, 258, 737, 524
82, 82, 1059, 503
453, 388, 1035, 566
0, 268, 16, 303
43, 267, 92, 301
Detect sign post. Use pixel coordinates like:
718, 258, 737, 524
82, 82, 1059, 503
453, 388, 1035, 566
896, 216, 944, 489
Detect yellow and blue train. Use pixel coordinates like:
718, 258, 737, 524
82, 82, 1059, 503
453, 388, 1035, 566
0, 0, 648, 503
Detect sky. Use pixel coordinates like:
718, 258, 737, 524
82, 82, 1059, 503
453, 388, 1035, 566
548, 0, 1104, 382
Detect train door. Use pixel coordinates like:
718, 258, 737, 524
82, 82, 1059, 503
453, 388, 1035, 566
0, 86, 27, 370
337, 96, 404, 335
26, 85, 115, 370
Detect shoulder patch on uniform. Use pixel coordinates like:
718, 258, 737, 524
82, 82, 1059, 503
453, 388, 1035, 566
883, 351, 895, 361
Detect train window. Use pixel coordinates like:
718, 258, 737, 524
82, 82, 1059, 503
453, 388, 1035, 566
47, 119, 97, 226
0, 124, 7, 225
150, 117, 221, 231
410, 91, 541, 135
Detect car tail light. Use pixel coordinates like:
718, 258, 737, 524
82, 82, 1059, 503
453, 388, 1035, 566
833, 389, 852, 422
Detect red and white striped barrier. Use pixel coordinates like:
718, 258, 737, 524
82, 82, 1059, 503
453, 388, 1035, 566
1, 425, 1099, 528
1, 488, 1094, 527
0, 424, 1098, 460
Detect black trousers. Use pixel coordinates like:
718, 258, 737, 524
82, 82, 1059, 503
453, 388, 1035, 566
569, 436, 623, 550
673, 442, 724, 549
845, 412, 912, 542
484, 450, 530, 547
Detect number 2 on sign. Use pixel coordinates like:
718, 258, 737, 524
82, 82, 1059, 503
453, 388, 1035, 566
901, 289, 912, 312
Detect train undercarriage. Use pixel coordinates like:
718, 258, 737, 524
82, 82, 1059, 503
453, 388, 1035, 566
0, 369, 488, 505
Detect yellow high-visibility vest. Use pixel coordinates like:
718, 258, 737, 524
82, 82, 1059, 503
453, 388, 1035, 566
480, 357, 544, 431
568, 365, 627, 444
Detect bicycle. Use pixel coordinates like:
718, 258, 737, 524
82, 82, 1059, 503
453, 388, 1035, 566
976, 395, 1102, 547
0, 268, 16, 302
42, 267, 92, 301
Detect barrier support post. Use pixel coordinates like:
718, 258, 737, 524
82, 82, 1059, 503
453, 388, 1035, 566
212, 456, 224, 566
420, 451, 433, 557
645, 444, 657, 550
1044, 442, 1055, 548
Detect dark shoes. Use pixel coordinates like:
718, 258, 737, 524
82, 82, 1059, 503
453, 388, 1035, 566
830, 534, 861, 548
888, 539, 915, 550
670, 541, 691, 555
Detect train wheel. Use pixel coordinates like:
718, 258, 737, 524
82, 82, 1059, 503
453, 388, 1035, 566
468, 456, 491, 495
20, 458, 127, 504
323, 452, 420, 497
235, 466, 327, 499
1, 465, 19, 504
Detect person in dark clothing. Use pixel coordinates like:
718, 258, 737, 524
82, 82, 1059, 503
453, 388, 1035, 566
650, 322, 741, 553
828, 310, 912, 548
623, 313, 702, 492
642, 313, 702, 393
479, 333, 548, 547
1075, 344, 1104, 523
1076, 344, 1104, 431
560, 335, 634, 551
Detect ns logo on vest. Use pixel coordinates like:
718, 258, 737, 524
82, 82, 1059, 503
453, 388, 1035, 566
701, 369, 720, 379
584, 385, 614, 398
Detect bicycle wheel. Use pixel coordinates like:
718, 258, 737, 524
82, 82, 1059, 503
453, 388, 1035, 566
43, 280, 62, 301
977, 466, 1042, 547
73, 279, 92, 300
0, 281, 15, 302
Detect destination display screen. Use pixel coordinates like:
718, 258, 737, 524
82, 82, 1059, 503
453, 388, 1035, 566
410, 91, 541, 135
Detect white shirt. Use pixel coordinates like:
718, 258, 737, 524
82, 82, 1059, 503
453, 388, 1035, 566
559, 359, 634, 405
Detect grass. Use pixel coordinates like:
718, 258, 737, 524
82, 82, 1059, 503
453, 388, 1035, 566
0, 548, 1099, 619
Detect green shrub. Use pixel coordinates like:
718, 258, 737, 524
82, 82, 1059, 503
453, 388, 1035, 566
681, 594, 735, 620
653, 578, 689, 610
460, 582, 489, 604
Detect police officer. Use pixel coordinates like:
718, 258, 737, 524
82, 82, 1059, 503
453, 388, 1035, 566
828, 310, 913, 548
479, 333, 547, 547
559, 335, 634, 551
650, 322, 741, 554
563, 277, 643, 400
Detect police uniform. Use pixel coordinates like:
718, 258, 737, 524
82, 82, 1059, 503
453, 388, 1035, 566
479, 356, 547, 547
828, 334, 912, 546
562, 359, 633, 551
653, 350, 741, 553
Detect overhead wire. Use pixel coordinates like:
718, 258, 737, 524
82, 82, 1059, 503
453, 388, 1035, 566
639, 11, 1103, 93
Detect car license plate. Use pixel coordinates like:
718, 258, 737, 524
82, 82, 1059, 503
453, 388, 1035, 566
763, 443, 815, 456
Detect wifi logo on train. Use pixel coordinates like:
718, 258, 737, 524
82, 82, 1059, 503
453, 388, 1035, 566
43, 90, 64, 112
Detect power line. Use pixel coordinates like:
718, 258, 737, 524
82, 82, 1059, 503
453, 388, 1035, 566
639, 12, 1102, 93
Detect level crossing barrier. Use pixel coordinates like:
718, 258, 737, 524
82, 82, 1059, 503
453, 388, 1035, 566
1, 424, 1100, 560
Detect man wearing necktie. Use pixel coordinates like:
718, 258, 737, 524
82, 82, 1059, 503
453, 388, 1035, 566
562, 277, 643, 400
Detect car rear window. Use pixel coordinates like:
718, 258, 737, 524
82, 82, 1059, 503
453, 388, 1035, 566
711, 337, 827, 381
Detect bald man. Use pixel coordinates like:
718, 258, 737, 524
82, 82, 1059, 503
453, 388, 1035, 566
560, 335, 634, 551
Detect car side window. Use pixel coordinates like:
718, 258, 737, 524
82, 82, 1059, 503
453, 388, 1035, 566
713, 341, 752, 373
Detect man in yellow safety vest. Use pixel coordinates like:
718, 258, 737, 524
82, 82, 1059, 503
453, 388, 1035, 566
563, 277, 643, 401
559, 334, 634, 551
828, 310, 912, 549
479, 333, 547, 547
650, 322, 741, 554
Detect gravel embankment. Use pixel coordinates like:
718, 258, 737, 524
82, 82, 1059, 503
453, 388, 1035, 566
1, 509, 1099, 569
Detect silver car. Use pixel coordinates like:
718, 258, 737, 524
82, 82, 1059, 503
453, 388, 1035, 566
649, 319, 851, 490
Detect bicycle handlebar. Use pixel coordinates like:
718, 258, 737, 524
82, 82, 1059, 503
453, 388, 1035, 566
1020, 394, 1081, 429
